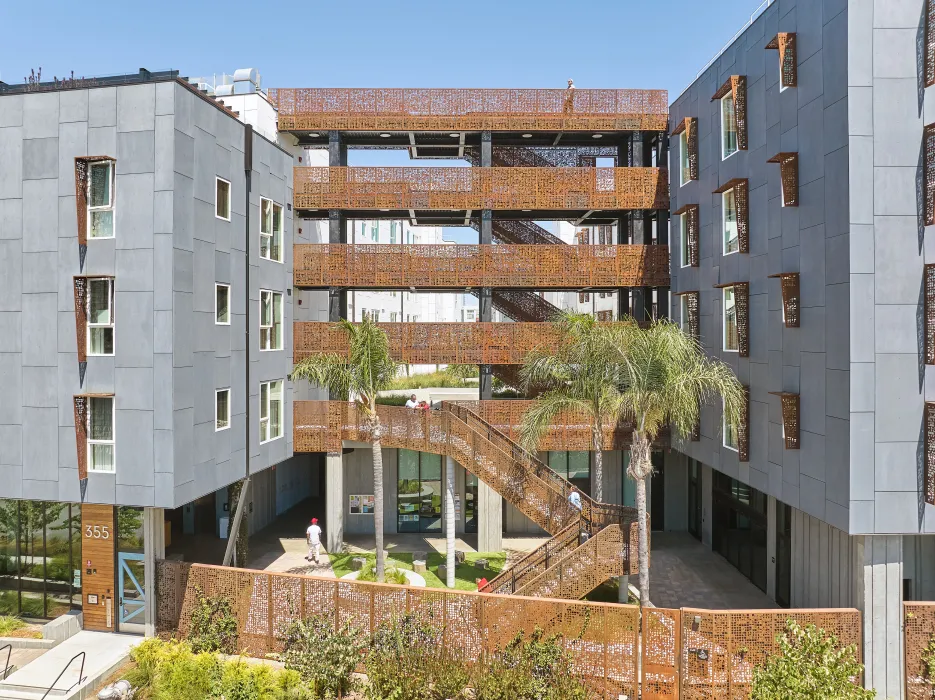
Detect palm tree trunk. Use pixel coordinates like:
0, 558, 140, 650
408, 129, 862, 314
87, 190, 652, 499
445, 455, 456, 588
372, 421, 386, 583
628, 428, 653, 606
592, 425, 604, 504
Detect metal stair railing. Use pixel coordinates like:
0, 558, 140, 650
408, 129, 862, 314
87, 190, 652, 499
40, 651, 86, 700
0, 643, 11, 680
482, 520, 583, 594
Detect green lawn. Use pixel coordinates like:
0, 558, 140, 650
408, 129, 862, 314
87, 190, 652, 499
330, 551, 506, 592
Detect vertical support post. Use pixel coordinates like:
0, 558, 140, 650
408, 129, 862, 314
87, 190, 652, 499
445, 456, 456, 588
328, 130, 347, 167
766, 496, 777, 601
477, 478, 502, 552
655, 133, 670, 321
326, 452, 344, 554
479, 131, 494, 399
143, 507, 165, 637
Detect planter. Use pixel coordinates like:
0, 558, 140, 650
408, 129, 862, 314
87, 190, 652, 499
341, 570, 426, 587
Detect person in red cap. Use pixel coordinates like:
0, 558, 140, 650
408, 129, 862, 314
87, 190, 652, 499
306, 518, 322, 564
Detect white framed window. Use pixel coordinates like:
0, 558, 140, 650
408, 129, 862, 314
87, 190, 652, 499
680, 295, 689, 332
680, 214, 690, 268
88, 396, 115, 472
216, 177, 231, 221
721, 92, 739, 160
723, 398, 739, 451
259, 290, 283, 351
215, 283, 230, 325
87, 278, 114, 356
88, 160, 115, 239
216, 388, 230, 431
679, 130, 690, 186
260, 198, 283, 262
259, 380, 283, 443
723, 286, 739, 352
390, 221, 398, 244
722, 188, 739, 255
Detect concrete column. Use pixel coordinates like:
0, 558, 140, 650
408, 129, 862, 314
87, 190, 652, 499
445, 456, 456, 588
480, 131, 492, 168
478, 263, 493, 400
326, 452, 345, 553
142, 507, 165, 638
766, 496, 777, 601
700, 463, 713, 547
328, 288, 347, 322
328, 131, 347, 167
618, 575, 629, 603
854, 535, 904, 699
328, 209, 346, 244
477, 478, 502, 552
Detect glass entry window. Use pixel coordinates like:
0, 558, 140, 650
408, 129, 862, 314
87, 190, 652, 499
712, 472, 768, 593
398, 450, 443, 533
687, 459, 702, 541
547, 451, 591, 496
776, 503, 791, 608
117, 507, 144, 632
465, 473, 478, 533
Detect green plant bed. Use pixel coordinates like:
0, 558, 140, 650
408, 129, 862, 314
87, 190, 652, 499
386, 370, 477, 390
330, 551, 506, 591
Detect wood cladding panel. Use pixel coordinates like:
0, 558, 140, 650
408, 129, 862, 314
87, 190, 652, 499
269, 87, 669, 132
293, 243, 671, 289
81, 504, 115, 631
293, 166, 669, 211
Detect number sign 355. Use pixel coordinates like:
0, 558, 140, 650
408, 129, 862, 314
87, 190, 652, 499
85, 525, 110, 540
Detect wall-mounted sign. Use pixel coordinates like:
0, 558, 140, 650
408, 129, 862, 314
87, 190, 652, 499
349, 494, 375, 515
87, 594, 98, 605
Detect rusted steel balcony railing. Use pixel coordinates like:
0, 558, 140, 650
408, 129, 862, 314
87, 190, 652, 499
296, 321, 562, 365
293, 167, 669, 211
293, 243, 670, 289
269, 87, 669, 132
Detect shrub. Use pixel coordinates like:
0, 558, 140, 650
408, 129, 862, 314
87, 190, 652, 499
0, 615, 25, 636
472, 628, 593, 700
357, 559, 408, 585
187, 586, 239, 654
750, 619, 876, 699
280, 614, 363, 699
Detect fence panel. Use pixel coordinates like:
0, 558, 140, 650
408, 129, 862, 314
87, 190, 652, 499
905, 602, 935, 698
642, 607, 680, 699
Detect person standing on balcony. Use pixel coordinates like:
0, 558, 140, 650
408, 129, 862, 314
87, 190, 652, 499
306, 518, 322, 564
405, 394, 418, 409
568, 486, 582, 512
564, 79, 576, 113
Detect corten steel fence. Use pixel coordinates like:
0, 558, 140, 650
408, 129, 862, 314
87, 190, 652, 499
293, 243, 671, 289
268, 87, 669, 132
156, 561, 863, 700
293, 166, 669, 211
156, 560, 642, 700
905, 602, 935, 697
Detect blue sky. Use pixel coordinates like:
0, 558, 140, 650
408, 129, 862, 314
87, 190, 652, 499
0, 0, 765, 246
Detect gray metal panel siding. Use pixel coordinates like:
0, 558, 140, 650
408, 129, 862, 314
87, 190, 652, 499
669, 0, 851, 530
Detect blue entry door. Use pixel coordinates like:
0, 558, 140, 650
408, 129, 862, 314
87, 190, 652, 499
117, 552, 145, 625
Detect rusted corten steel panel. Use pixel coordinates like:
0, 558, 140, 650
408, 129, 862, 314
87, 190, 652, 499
767, 152, 799, 207
766, 33, 798, 88
926, 404, 935, 506
713, 179, 749, 253
926, 3, 935, 88
711, 76, 748, 151
673, 204, 700, 267
769, 392, 800, 449
293, 166, 669, 211
926, 125, 935, 226
768, 272, 800, 328
926, 265, 935, 364
738, 385, 750, 462
906, 602, 935, 697
268, 87, 669, 132
293, 243, 670, 289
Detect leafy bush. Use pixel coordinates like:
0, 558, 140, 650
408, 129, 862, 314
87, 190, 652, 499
280, 614, 363, 699
387, 370, 475, 390
750, 619, 876, 699
187, 586, 239, 654
472, 628, 593, 700
0, 615, 25, 636
357, 559, 408, 585
376, 395, 412, 406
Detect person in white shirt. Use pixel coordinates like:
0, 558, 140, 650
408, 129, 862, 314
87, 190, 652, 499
306, 518, 322, 564
405, 394, 419, 409
568, 486, 582, 512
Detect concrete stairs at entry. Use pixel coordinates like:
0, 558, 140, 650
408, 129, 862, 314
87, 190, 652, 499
0, 631, 140, 700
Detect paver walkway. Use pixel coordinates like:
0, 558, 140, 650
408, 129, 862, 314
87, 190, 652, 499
648, 531, 777, 609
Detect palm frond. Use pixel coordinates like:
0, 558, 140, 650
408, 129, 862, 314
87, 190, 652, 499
519, 391, 590, 452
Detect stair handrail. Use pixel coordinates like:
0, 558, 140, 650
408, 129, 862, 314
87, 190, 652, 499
482, 519, 583, 594
40, 651, 86, 700
0, 643, 11, 680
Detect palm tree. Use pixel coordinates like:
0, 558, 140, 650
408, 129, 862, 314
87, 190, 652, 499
292, 317, 399, 582
518, 312, 626, 503
608, 318, 744, 605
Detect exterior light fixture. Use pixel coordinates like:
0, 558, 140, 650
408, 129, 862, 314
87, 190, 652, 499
309, 132, 319, 137
450, 133, 459, 137
380, 133, 391, 138
592, 134, 603, 139
522, 209, 531, 212
380, 209, 390, 212
522, 133, 533, 138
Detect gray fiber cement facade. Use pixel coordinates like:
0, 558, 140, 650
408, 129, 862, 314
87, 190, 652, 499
0, 78, 299, 510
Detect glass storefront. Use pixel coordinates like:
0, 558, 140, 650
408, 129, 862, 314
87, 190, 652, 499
776, 502, 791, 608
547, 451, 591, 496
398, 450, 443, 533
0, 500, 81, 619
687, 459, 702, 541
712, 472, 768, 594
464, 473, 477, 534
117, 506, 145, 632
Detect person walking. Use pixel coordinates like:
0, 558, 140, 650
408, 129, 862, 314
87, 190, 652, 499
306, 517, 322, 564
567, 485, 582, 512
405, 394, 419, 408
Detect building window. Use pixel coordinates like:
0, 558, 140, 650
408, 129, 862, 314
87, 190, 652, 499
390, 311, 398, 322
215, 284, 230, 325
398, 450, 443, 533
596, 310, 613, 321
88, 397, 115, 472
259, 290, 283, 351
723, 188, 740, 255
680, 295, 690, 333
680, 214, 691, 268
87, 278, 114, 356
723, 287, 739, 352
215, 178, 231, 221
260, 199, 283, 262
216, 389, 230, 431
723, 399, 739, 451
548, 451, 591, 496
88, 161, 115, 239
259, 380, 283, 443
680, 130, 691, 186
579, 292, 591, 303
712, 472, 767, 593
721, 92, 739, 160
390, 222, 398, 244
371, 223, 378, 241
